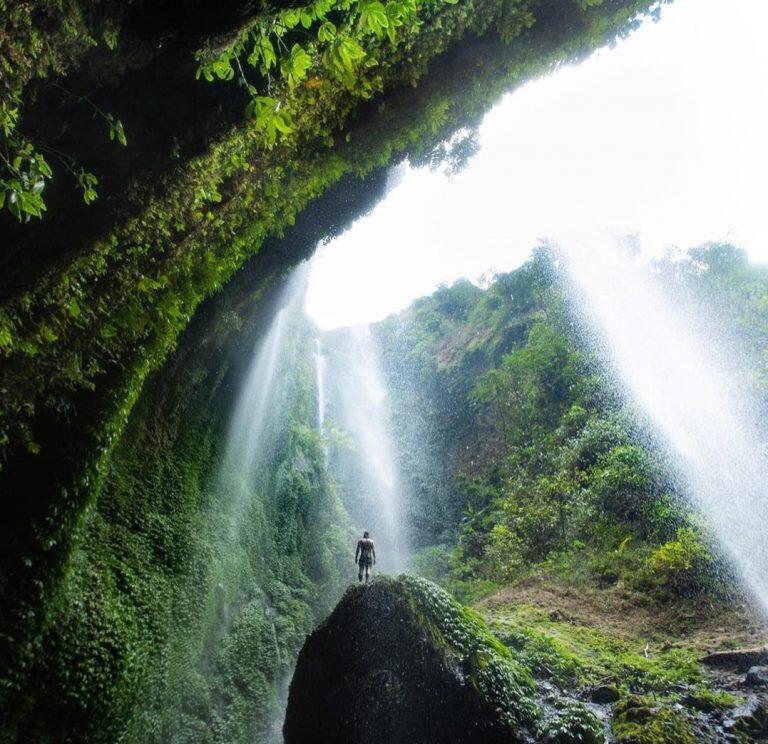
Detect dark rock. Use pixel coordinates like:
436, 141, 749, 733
701, 646, 768, 672
746, 666, 768, 687
681, 693, 718, 713
723, 698, 768, 739
283, 575, 539, 744
590, 684, 621, 704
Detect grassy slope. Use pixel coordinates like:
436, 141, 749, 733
474, 573, 768, 743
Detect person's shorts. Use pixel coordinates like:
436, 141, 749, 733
358, 554, 373, 568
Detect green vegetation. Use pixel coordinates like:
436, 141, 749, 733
5, 268, 353, 742
0, 8, 667, 732
484, 602, 701, 692
399, 574, 539, 729
540, 701, 604, 744
0, 1, 131, 218
379, 244, 768, 604
369, 242, 768, 742
9, 4, 758, 742
612, 696, 696, 744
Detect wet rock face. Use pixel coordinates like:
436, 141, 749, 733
746, 665, 768, 687
283, 576, 535, 744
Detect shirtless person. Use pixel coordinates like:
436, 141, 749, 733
355, 531, 376, 583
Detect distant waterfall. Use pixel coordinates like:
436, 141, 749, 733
561, 237, 768, 615
219, 266, 309, 490
323, 324, 409, 573
314, 338, 327, 434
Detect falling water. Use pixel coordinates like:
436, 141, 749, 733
561, 237, 768, 615
314, 338, 327, 434
219, 266, 309, 484
208, 266, 309, 742
323, 324, 409, 573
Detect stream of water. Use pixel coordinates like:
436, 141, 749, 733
320, 324, 409, 574
561, 237, 768, 615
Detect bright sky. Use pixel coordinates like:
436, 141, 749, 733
306, 0, 768, 329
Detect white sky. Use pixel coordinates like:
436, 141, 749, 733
306, 0, 768, 329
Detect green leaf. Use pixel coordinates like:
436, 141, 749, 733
313, 0, 334, 17
108, 118, 128, 146
212, 55, 235, 80
358, 0, 389, 37
103, 28, 119, 49
251, 36, 276, 74
245, 96, 294, 148
317, 21, 336, 42
36, 154, 53, 178
300, 10, 314, 28
67, 299, 81, 318
283, 9, 301, 28
281, 44, 313, 89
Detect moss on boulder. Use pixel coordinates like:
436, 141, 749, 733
285, 574, 538, 743
612, 695, 697, 744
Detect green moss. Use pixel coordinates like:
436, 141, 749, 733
612, 696, 696, 744
3, 282, 353, 742
398, 574, 539, 729
485, 604, 700, 692
682, 686, 741, 713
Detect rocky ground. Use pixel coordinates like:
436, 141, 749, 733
284, 575, 768, 743
478, 576, 768, 742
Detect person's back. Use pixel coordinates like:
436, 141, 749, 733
355, 531, 376, 582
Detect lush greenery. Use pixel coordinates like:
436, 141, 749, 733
301, 241, 768, 742
378, 243, 768, 602
3, 260, 353, 742
5, 3, 716, 740
0, 7, 666, 726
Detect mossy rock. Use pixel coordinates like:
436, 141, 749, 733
726, 698, 768, 741
283, 575, 538, 743
612, 695, 696, 744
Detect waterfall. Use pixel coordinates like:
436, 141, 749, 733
561, 237, 768, 615
219, 266, 309, 486
204, 265, 309, 741
314, 338, 327, 434
324, 324, 409, 573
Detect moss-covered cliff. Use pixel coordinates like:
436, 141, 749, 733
0, 1, 667, 740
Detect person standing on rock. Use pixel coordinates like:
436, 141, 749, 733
355, 531, 376, 583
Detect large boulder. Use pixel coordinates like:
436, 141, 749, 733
283, 575, 539, 744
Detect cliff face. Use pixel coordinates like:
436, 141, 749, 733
284, 576, 540, 744
1, 172, 385, 743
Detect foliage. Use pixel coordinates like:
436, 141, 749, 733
540, 700, 604, 744
647, 527, 713, 595
0, 0, 672, 736
5, 290, 353, 742
399, 574, 539, 729
612, 696, 696, 744
0, 2, 130, 218
377, 244, 768, 602
487, 603, 700, 693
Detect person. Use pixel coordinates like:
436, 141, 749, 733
355, 531, 376, 583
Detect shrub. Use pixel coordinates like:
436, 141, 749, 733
647, 528, 712, 596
